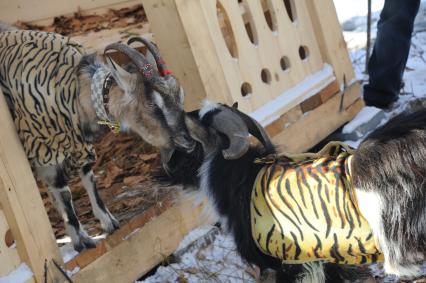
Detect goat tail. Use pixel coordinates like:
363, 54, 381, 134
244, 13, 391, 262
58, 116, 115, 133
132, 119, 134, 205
0, 22, 18, 33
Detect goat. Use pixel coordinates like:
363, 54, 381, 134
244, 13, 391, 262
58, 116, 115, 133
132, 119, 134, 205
0, 29, 194, 251
161, 101, 426, 282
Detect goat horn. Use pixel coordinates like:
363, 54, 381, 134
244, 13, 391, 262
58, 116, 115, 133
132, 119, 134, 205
210, 106, 250, 160
128, 37, 172, 76
226, 106, 274, 153
104, 42, 157, 81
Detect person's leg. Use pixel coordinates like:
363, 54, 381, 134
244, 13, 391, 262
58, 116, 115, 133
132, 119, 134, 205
364, 0, 420, 109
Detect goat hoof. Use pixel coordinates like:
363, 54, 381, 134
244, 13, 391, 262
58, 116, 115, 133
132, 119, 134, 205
102, 214, 120, 234
74, 235, 97, 252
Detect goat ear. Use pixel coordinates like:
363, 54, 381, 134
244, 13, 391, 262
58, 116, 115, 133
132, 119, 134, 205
227, 106, 274, 153
106, 56, 139, 92
185, 115, 211, 149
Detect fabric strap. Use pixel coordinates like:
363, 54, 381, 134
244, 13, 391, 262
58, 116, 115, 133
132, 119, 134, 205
90, 68, 113, 122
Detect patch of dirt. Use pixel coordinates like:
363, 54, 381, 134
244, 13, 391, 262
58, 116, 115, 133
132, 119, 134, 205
15, 4, 146, 36
39, 131, 173, 239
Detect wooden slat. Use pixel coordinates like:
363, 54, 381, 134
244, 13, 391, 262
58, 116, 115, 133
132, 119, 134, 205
143, 0, 213, 111
265, 80, 340, 138
71, 199, 208, 283
0, 0, 140, 25
0, 209, 21, 276
272, 83, 363, 153
306, 0, 357, 87
0, 90, 62, 282
71, 24, 152, 54
145, 0, 327, 113
64, 193, 175, 271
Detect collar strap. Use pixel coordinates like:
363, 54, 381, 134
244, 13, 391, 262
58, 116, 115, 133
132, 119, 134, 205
90, 68, 120, 133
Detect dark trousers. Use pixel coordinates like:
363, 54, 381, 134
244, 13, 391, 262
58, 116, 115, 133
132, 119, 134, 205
364, 0, 420, 108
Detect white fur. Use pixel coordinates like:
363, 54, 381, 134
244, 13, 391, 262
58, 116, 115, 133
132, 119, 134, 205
199, 100, 220, 119
179, 189, 219, 225
197, 153, 224, 226
80, 170, 118, 233
355, 188, 422, 278
296, 262, 325, 283
153, 91, 165, 110
179, 87, 185, 104
49, 186, 82, 246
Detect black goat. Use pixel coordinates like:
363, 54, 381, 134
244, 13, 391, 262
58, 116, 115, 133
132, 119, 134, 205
161, 101, 394, 282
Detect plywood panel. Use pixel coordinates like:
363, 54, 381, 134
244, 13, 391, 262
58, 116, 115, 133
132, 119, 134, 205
0, 90, 62, 282
0, 209, 21, 277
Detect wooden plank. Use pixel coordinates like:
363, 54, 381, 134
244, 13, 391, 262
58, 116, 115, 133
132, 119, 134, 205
71, 24, 152, 54
272, 82, 363, 153
306, 0, 357, 87
300, 80, 340, 113
0, 91, 62, 282
320, 80, 341, 103
0, 209, 21, 276
143, 0, 214, 111
64, 194, 174, 271
265, 80, 340, 137
71, 199, 208, 283
0, 0, 140, 25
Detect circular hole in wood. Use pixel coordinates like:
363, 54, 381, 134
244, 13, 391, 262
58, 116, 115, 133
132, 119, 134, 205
283, 0, 297, 22
263, 0, 277, 32
299, 46, 309, 60
280, 56, 291, 71
261, 68, 272, 84
217, 1, 238, 58
241, 82, 252, 97
275, 73, 280, 81
240, 1, 258, 44
5, 229, 14, 248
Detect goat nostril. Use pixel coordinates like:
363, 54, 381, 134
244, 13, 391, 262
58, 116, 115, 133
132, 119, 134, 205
173, 136, 195, 152
185, 140, 196, 153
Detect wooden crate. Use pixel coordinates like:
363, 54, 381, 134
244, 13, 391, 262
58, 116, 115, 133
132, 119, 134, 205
144, 0, 363, 152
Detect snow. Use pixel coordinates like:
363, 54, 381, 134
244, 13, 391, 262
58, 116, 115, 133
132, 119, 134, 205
0, 263, 33, 283
60, 243, 79, 263
139, 1, 426, 282
177, 225, 215, 251
342, 107, 383, 134
250, 64, 335, 126
140, 229, 256, 283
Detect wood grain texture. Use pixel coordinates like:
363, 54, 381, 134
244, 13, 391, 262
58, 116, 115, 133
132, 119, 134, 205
0, 0, 140, 24
272, 82, 363, 153
71, 199, 208, 283
0, 90, 62, 282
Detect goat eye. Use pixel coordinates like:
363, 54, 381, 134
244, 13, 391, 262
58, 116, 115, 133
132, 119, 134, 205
144, 101, 156, 108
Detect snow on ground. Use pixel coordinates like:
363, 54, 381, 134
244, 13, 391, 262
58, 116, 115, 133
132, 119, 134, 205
140, 1, 426, 283
0, 264, 33, 283
140, 225, 257, 283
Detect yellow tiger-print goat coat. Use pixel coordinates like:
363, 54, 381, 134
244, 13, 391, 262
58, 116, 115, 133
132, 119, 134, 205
0, 30, 94, 168
251, 142, 383, 265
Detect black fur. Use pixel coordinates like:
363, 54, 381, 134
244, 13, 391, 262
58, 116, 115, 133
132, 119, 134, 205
352, 109, 426, 268
162, 107, 369, 283
77, 53, 101, 78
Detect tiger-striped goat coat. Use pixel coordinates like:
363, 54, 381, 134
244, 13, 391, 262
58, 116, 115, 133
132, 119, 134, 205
0, 30, 95, 170
251, 142, 383, 265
